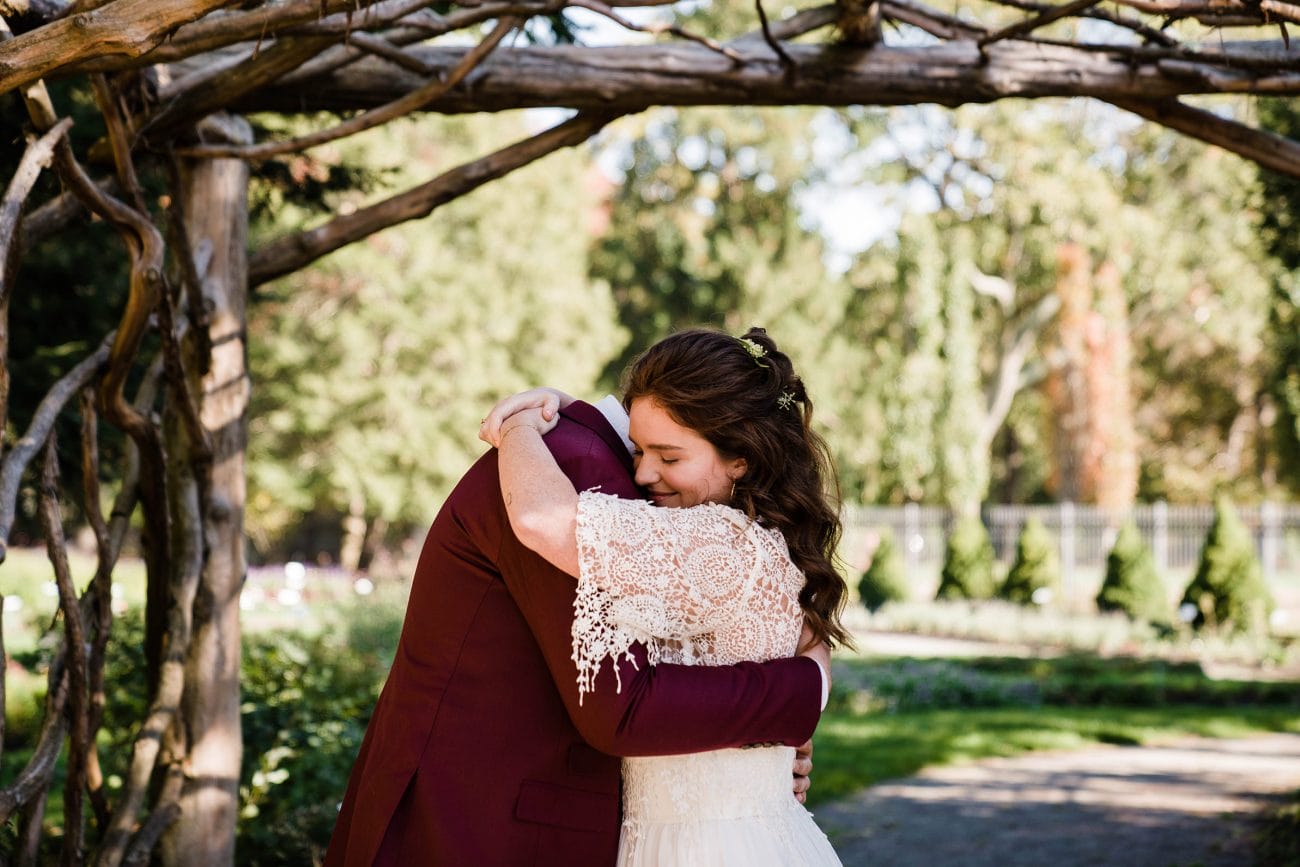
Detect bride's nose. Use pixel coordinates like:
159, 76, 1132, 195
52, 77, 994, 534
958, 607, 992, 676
634, 458, 657, 487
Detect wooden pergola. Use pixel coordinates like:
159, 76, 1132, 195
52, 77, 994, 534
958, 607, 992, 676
1, 1, 1297, 864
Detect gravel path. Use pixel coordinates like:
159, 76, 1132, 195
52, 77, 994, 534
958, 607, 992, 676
815, 733, 1300, 867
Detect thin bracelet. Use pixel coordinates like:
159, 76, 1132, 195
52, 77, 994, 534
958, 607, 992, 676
499, 424, 538, 445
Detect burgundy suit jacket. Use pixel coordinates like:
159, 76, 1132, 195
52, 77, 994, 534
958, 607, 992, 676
324, 401, 822, 866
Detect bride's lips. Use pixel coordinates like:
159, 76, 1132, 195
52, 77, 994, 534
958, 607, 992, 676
646, 490, 674, 505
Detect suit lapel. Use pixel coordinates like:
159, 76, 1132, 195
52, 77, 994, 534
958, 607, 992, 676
560, 400, 635, 476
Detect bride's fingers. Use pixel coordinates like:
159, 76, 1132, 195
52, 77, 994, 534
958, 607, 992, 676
482, 389, 561, 447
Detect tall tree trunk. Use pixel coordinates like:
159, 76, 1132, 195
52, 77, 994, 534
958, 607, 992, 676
160, 112, 251, 867
1089, 260, 1138, 510
1046, 242, 1092, 503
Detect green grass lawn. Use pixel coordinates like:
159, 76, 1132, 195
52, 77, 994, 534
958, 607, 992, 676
807, 653, 1300, 806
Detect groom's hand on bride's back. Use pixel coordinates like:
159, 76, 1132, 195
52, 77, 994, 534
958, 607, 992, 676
793, 739, 814, 804
793, 621, 829, 804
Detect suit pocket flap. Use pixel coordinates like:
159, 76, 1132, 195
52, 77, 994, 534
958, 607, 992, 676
514, 780, 616, 833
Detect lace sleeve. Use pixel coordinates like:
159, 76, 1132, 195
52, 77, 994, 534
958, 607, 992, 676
571, 491, 778, 698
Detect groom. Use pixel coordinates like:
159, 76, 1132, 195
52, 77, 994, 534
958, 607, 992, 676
324, 397, 827, 866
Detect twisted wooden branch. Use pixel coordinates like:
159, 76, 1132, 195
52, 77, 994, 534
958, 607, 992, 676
1112, 96, 1300, 179
90, 72, 148, 214
571, 0, 743, 62
980, 0, 1178, 44
16, 174, 116, 255
731, 4, 839, 45
250, 109, 624, 286
39, 436, 90, 863
755, 0, 796, 67
0, 117, 70, 308
141, 35, 337, 141
0, 334, 112, 561
79, 389, 113, 832
0, 663, 68, 824
978, 0, 1103, 48
176, 14, 521, 159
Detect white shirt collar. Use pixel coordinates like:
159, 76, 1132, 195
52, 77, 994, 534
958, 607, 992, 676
593, 395, 635, 455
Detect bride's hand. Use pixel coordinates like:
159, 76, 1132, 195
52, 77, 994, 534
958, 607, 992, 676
480, 387, 574, 447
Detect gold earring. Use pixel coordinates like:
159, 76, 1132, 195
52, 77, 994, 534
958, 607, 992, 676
730, 480, 736, 502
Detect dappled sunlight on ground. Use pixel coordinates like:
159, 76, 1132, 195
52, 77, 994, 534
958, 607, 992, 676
817, 734, 1300, 867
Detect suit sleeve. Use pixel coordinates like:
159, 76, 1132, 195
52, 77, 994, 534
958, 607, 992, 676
491, 425, 822, 758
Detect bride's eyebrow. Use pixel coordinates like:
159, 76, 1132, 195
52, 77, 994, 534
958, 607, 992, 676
629, 436, 683, 452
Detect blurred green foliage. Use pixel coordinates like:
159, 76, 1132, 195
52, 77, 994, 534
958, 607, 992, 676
1256, 99, 1300, 495
829, 655, 1300, 715
247, 112, 622, 559
1, 580, 403, 865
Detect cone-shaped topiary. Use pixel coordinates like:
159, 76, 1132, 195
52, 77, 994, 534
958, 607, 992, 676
998, 518, 1060, 605
1097, 521, 1168, 623
857, 531, 908, 613
935, 516, 997, 600
1180, 498, 1274, 634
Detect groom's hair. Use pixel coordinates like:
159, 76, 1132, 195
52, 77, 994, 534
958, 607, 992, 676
622, 327, 852, 651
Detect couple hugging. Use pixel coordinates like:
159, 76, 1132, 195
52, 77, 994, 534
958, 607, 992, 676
325, 328, 849, 866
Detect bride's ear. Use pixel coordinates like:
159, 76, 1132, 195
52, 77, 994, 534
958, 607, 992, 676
728, 458, 748, 480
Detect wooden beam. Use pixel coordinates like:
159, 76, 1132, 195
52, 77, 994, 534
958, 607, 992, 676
237, 40, 1300, 118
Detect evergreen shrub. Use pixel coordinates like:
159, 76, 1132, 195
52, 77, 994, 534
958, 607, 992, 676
1180, 498, 1274, 634
857, 531, 908, 613
935, 516, 997, 600
999, 518, 1060, 606
1097, 521, 1168, 623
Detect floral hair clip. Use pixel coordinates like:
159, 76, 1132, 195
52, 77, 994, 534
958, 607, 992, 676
738, 337, 769, 368
776, 390, 796, 411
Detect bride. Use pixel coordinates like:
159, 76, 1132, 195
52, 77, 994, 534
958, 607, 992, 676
482, 327, 848, 866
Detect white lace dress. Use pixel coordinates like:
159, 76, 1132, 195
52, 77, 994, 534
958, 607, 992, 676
573, 491, 842, 867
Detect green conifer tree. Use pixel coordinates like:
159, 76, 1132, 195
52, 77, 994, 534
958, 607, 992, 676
1180, 498, 1275, 634
935, 516, 997, 600
1097, 521, 1167, 623
857, 531, 908, 612
998, 518, 1060, 605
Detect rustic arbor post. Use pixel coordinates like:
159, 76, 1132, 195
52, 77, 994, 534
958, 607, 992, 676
159, 112, 252, 867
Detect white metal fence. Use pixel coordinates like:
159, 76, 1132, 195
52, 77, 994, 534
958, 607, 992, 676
842, 502, 1300, 581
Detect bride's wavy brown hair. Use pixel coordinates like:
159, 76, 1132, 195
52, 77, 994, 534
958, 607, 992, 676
622, 327, 853, 650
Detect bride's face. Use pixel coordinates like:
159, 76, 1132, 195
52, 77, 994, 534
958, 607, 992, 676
628, 397, 746, 509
